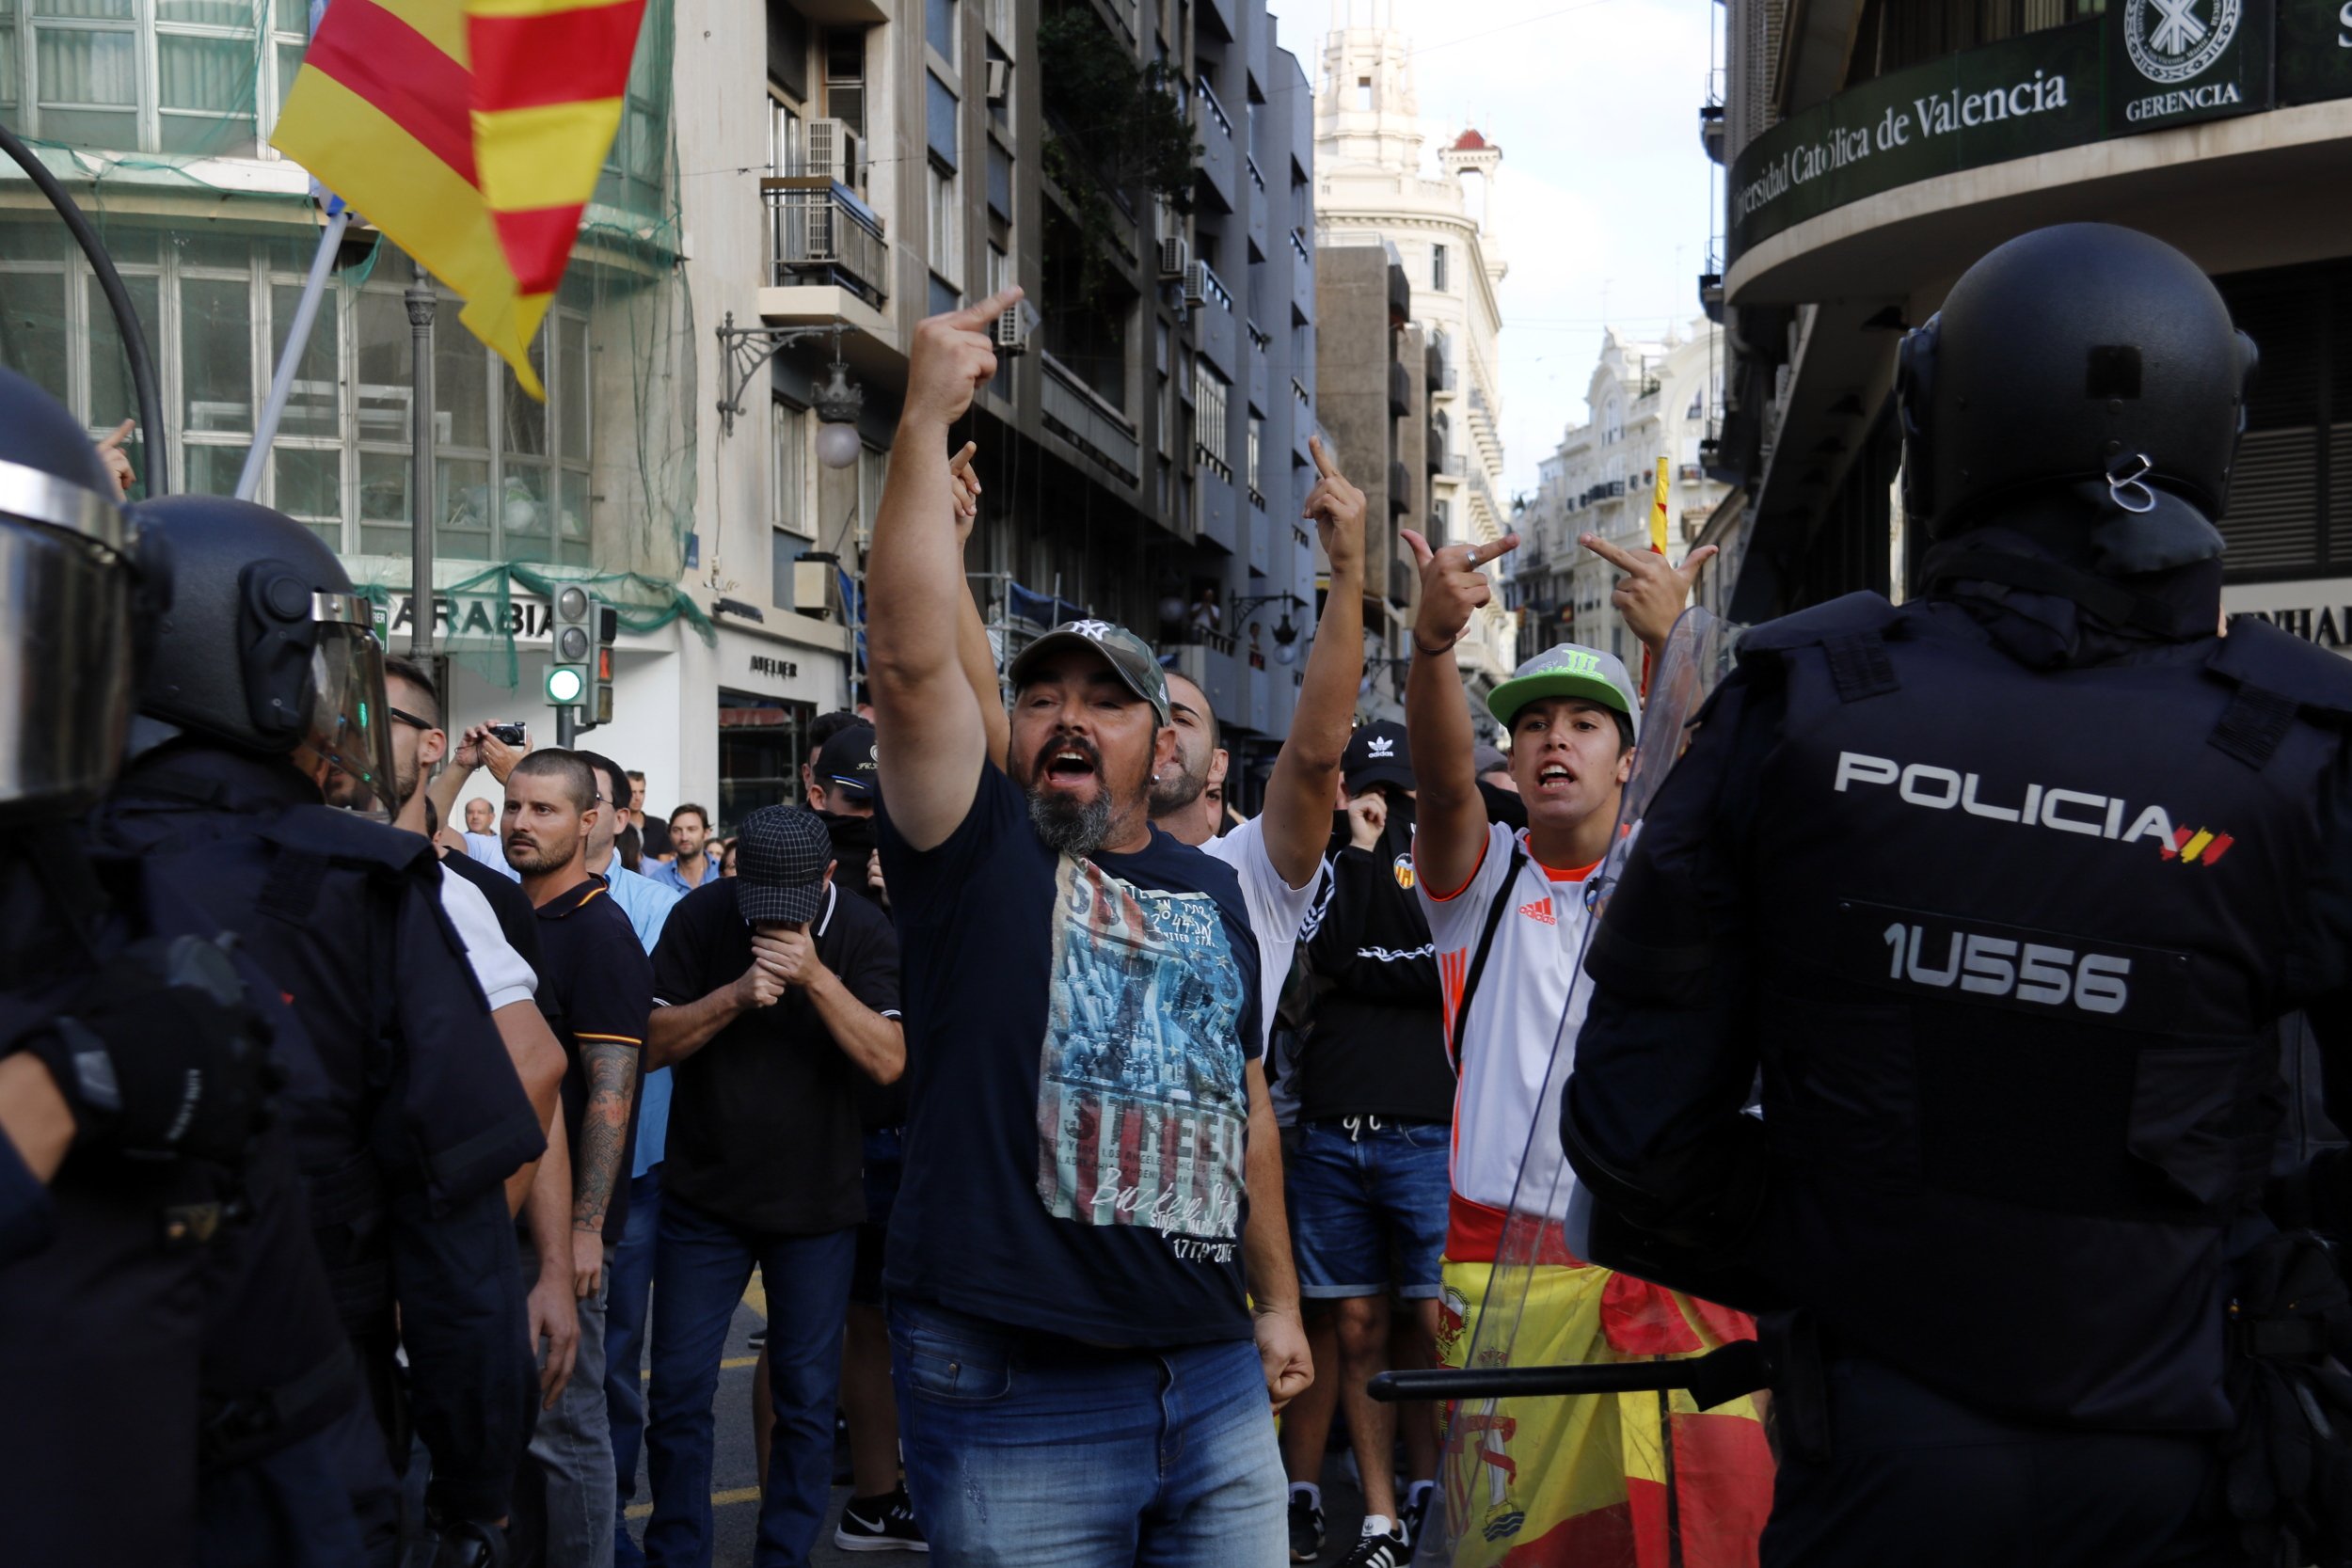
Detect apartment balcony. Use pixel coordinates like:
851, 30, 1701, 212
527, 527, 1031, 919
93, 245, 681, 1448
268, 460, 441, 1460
1388, 357, 1412, 418
1193, 262, 1238, 376
1391, 460, 1412, 515
765, 178, 887, 309
1248, 323, 1271, 415
1041, 352, 1141, 485
1195, 76, 1236, 214
1245, 154, 1269, 258
1170, 635, 1243, 727
1289, 228, 1313, 316
1196, 462, 1239, 552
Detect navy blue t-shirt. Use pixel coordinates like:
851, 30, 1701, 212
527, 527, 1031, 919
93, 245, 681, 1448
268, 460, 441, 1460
878, 764, 1263, 1346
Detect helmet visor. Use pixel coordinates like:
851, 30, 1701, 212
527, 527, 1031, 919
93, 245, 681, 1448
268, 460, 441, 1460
309, 592, 399, 819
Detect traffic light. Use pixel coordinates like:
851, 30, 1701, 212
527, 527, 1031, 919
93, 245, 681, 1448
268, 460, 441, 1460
548, 584, 592, 709
590, 599, 618, 726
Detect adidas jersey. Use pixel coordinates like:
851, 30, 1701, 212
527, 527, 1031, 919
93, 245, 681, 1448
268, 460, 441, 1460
1419, 820, 1599, 1263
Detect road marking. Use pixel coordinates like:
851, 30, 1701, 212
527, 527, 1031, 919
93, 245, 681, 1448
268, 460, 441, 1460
624, 1484, 761, 1521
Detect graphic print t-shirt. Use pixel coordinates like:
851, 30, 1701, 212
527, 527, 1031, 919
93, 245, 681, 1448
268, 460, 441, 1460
879, 765, 1263, 1346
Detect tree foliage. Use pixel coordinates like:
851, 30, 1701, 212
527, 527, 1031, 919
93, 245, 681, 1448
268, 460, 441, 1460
1037, 4, 1199, 315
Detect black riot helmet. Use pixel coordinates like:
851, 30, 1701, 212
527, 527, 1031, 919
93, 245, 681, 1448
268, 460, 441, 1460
131, 495, 399, 816
0, 366, 137, 822
1897, 224, 2258, 544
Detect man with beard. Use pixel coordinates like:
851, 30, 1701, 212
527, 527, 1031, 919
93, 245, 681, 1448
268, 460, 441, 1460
504, 749, 652, 1568
867, 288, 1309, 1564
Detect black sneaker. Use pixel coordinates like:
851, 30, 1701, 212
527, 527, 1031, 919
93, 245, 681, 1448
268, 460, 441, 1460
1288, 1488, 1326, 1562
1399, 1488, 1434, 1560
1338, 1523, 1410, 1568
834, 1486, 929, 1553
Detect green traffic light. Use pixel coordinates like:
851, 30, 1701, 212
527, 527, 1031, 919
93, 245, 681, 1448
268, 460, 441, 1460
547, 666, 586, 705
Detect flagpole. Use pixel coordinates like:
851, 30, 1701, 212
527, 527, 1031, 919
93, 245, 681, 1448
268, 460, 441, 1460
235, 199, 350, 500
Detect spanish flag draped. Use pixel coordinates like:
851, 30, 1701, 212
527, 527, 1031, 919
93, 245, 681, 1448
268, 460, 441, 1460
269, 0, 646, 398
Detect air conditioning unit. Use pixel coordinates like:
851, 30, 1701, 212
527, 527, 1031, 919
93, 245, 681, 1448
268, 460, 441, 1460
1183, 259, 1211, 308
992, 296, 1038, 356
1157, 235, 1189, 281
985, 58, 1011, 103
805, 119, 860, 184
1679, 463, 1703, 482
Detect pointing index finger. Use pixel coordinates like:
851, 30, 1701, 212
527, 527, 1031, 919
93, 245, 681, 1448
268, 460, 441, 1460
1466, 533, 1521, 569
1308, 433, 1339, 480
1579, 531, 1647, 574
946, 284, 1024, 331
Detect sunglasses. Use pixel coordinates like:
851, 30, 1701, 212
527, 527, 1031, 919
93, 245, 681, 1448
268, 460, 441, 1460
387, 705, 437, 733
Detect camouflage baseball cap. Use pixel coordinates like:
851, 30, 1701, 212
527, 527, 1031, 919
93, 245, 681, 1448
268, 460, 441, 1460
1486, 642, 1642, 738
1007, 619, 1171, 725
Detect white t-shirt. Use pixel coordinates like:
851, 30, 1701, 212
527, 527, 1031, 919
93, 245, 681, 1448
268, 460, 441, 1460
1200, 814, 1321, 1053
1417, 820, 1599, 1263
437, 862, 539, 1013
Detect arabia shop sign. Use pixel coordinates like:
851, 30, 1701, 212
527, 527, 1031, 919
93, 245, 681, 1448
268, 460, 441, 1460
1730, 0, 2346, 261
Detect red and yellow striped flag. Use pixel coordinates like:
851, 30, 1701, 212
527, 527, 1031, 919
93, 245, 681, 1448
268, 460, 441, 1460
1648, 455, 1671, 556
269, 0, 645, 398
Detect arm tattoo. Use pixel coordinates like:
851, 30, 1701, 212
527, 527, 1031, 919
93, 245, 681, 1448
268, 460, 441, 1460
572, 1039, 638, 1231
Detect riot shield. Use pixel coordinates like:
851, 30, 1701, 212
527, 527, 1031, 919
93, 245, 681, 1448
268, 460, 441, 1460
1415, 607, 1770, 1568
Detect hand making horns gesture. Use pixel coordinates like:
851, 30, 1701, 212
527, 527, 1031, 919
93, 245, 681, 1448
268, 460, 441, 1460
1580, 531, 1719, 651
1400, 527, 1518, 657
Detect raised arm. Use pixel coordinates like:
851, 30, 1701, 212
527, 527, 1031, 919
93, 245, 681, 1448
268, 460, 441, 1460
1402, 528, 1519, 898
867, 288, 1024, 850
1257, 436, 1365, 891
948, 440, 1011, 772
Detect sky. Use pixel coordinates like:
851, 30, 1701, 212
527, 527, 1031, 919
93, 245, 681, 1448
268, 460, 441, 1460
1268, 0, 1723, 499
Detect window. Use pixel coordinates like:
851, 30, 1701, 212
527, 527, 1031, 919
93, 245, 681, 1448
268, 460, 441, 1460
986, 242, 1009, 298
1354, 74, 1371, 111
0, 224, 593, 560
927, 162, 961, 291
769, 91, 802, 174
771, 398, 809, 539
856, 442, 887, 547
822, 27, 866, 135
0, 0, 311, 157
595, 1, 665, 214
926, 71, 957, 166
983, 0, 1009, 41
1432, 243, 1449, 293
1246, 414, 1263, 504
985, 137, 1012, 220
1194, 363, 1230, 476
926, 0, 955, 59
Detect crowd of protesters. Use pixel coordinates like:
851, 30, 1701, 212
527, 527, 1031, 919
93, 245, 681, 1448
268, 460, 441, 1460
348, 286, 1753, 1568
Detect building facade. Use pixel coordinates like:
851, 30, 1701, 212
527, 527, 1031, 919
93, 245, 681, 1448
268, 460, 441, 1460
1707, 0, 2352, 641
1509, 320, 1730, 665
1311, 7, 1515, 705
0, 0, 1319, 829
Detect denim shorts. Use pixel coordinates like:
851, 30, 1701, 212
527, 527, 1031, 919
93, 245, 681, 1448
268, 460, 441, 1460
1285, 1116, 1452, 1301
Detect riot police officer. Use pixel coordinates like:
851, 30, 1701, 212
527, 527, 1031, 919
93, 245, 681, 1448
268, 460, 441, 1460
0, 364, 311, 1566
83, 495, 547, 1565
1563, 224, 2352, 1565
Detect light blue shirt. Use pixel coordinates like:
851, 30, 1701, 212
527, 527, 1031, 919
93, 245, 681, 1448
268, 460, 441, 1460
464, 832, 519, 882
647, 855, 723, 896
601, 864, 683, 1177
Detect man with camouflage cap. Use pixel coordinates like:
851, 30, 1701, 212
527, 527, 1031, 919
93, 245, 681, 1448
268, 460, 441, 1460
866, 288, 1309, 1564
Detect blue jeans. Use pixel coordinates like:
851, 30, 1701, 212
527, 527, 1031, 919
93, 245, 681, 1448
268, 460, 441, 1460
609, 1165, 663, 1566
1285, 1117, 1452, 1301
644, 1196, 854, 1568
889, 1298, 1286, 1567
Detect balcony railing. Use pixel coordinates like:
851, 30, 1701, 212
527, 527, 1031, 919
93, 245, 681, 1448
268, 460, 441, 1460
1196, 75, 1233, 140
1041, 352, 1141, 483
764, 177, 888, 309
1245, 154, 1266, 195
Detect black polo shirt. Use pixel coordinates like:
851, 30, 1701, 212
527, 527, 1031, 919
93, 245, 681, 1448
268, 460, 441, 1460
442, 846, 543, 987
651, 879, 901, 1235
533, 874, 654, 1246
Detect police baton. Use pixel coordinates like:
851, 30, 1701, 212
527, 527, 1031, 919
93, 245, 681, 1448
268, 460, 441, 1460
1368, 1339, 1767, 1413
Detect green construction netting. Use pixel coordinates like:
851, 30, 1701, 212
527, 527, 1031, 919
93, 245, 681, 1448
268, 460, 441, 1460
0, 0, 705, 689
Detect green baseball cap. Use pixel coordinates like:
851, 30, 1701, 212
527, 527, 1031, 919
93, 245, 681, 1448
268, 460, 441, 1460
1486, 642, 1642, 738
1007, 619, 1172, 725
